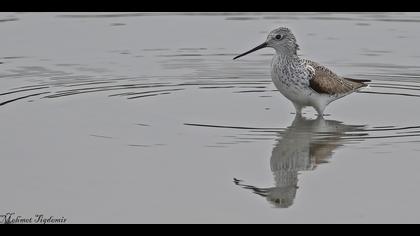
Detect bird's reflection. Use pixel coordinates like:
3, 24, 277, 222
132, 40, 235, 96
235, 115, 367, 208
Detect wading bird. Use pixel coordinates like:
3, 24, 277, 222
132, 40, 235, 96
233, 27, 370, 116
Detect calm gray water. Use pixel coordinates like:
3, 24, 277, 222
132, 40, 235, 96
1, 12, 420, 224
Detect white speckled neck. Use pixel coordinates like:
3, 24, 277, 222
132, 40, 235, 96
275, 50, 301, 68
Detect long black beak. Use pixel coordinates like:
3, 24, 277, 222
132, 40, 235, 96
233, 42, 267, 60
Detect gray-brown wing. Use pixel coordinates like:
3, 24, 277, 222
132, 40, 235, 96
305, 60, 368, 95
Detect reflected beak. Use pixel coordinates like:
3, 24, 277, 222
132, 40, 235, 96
233, 42, 268, 60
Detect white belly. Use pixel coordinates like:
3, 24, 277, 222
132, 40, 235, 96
271, 72, 334, 109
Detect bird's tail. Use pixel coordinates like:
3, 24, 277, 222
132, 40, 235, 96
344, 77, 371, 90
344, 77, 371, 84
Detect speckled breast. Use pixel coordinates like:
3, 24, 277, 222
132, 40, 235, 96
270, 58, 313, 105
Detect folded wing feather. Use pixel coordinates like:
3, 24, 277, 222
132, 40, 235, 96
305, 60, 370, 95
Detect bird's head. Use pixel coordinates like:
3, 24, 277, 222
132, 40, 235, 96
233, 27, 299, 60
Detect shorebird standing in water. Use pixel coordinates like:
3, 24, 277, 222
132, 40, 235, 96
233, 27, 370, 116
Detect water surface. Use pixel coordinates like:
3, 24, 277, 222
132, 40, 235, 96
1, 12, 420, 223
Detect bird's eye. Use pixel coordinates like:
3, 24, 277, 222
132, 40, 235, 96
275, 34, 282, 40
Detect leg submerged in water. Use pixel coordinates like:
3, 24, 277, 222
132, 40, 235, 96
314, 104, 326, 117
293, 103, 303, 116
